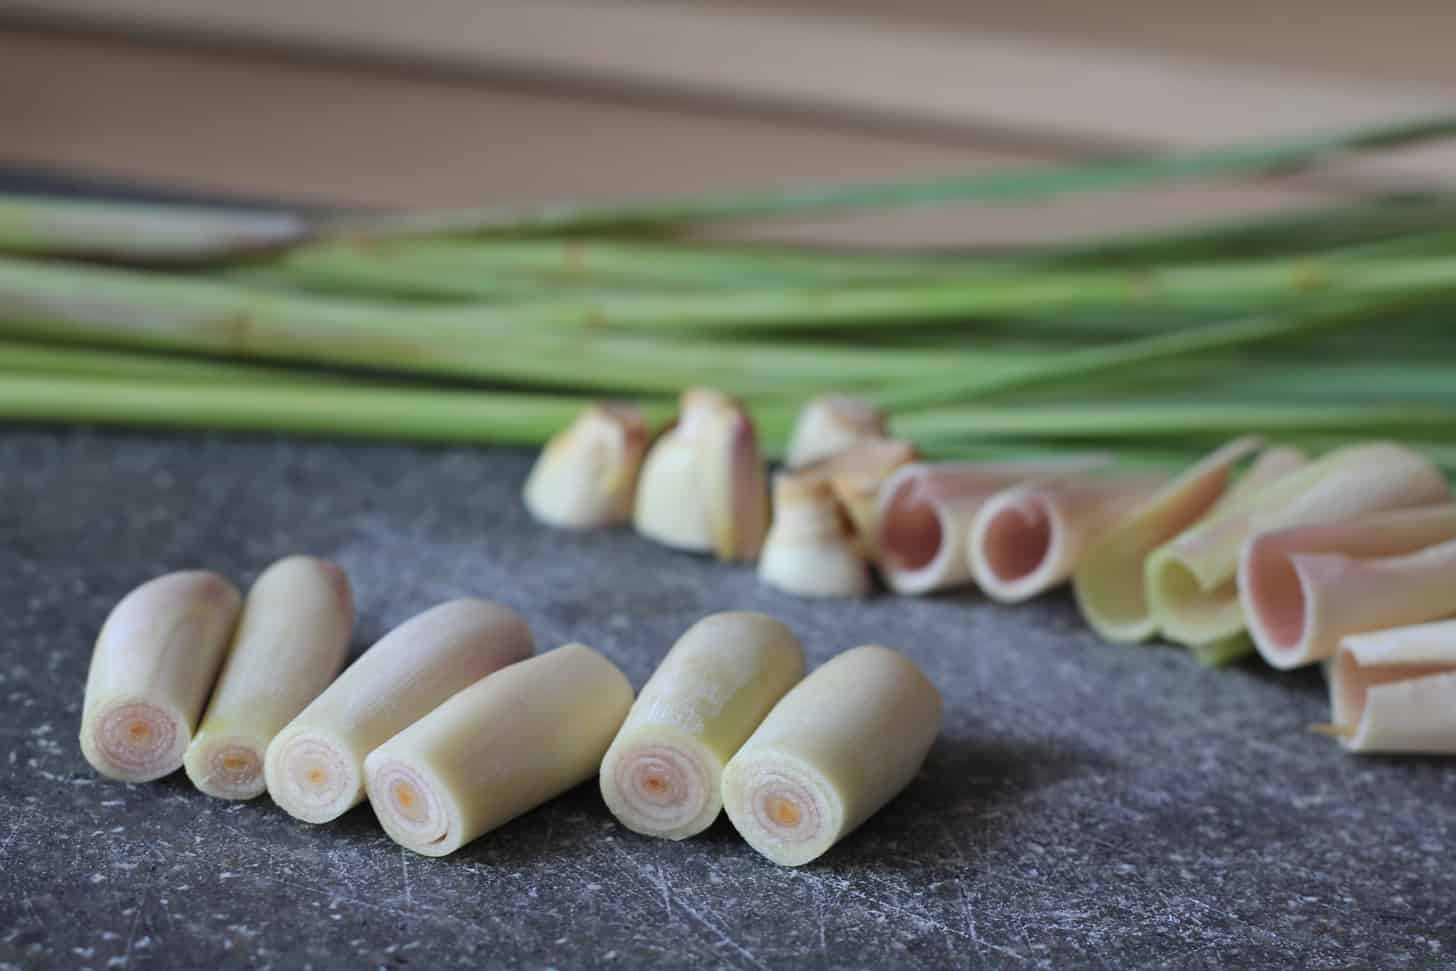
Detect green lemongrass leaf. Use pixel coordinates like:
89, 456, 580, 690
0, 339, 350, 385
330, 115, 1456, 239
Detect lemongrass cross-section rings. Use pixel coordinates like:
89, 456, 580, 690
524, 402, 651, 529
1328, 620, 1456, 754
80, 570, 242, 783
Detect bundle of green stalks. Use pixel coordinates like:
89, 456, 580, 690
3, 114, 1456, 475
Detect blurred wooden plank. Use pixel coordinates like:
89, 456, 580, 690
2, 0, 1453, 188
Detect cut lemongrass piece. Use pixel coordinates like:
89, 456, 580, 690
798, 438, 918, 560
968, 473, 1166, 603
1148, 442, 1446, 649
875, 460, 1101, 595
524, 402, 651, 528
80, 571, 242, 783
1327, 620, 1456, 753
1240, 505, 1456, 669
633, 388, 769, 561
722, 645, 941, 867
264, 599, 532, 824
759, 475, 870, 598
600, 613, 804, 841
366, 643, 632, 856
1072, 436, 1261, 643
183, 557, 353, 800
784, 395, 888, 469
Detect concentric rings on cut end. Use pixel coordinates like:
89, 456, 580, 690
89, 699, 187, 783
186, 736, 266, 800
265, 730, 359, 824
365, 757, 455, 856
603, 740, 716, 840
723, 754, 839, 867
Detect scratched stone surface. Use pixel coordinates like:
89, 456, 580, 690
1, 429, 1454, 971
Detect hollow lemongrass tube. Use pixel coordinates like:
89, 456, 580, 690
183, 557, 353, 800
523, 403, 651, 528
875, 459, 1103, 595
785, 395, 888, 469
797, 438, 918, 560
1328, 620, 1456, 754
80, 571, 242, 783
600, 613, 805, 840
264, 599, 532, 823
967, 473, 1166, 603
1148, 442, 1446, 648
722, 645, 941, 867
366, 643, 632, 856
1072, 436, 1261, 642
1240, 505, 1456, 669
633, 388, 769, 561
759, 476, 871, 598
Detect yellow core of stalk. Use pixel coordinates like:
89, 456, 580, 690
767, 796, 802, 828
643, 773, 668, 795
306, 768, 325, 786
391, 779, 431, 825
222, 754, 247, 771
128, 721, 152, 742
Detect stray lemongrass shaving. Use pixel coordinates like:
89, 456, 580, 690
784, 395, 888, 469
366, 644, 632, 856
1327, 620, 1456, 753
1240, 505, 1456, 669
758, 475, 872, 598
722, 645, 942, 867
264, 599, 532, 824
80, 571, 242, 783
184, 557, 353, 800
599, 613, 805, 840
523, 402, 652, 528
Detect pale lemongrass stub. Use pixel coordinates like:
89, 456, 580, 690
599, 613, 805, 841
968, 474, 1165, 603
1072, 436, 1261, 643
759, 475, 871, 598
366, 643, 633, 856
1147, 442, 1446, 649
183, 556, 353, 800
80, 571, 242, 783
634, 388, 769, 561
1239, 505, 1456, 670
784, 395, 888, 469
721, 645, 941, 867
264, 598, 533, 824
523, 402, 650, 529
1328, 620, 1456, 754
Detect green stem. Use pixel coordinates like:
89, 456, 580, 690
0, 339, 350, 385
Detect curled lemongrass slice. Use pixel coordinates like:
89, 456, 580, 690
785, 395, 888, 469
722, 645, 941, 867
759, 475, 870, 598
183, 557, 352, 800
81, 571, 242, 783
799, 438, 918, 559
367, 643, 632, 856
1241, 505, 1456, 669
264, 599, 532, 823
968, 473, 1166, 603
1072, 436, 1261, 643
1149, 442, 1446, 649
634, 388, 769, 561
600, 612, 804, 840
523, 403, 651, 529
1327, 620, 1456, 754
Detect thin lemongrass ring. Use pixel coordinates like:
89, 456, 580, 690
879, 477, 946, 573
275, 732, 357, 819
95, 700, 183, 776
976, 499, 1054, 588
611, 743, 710, 828
370, 759, 450, 846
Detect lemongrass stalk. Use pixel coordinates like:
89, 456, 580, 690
1071, 437, 1260, 642
967, 473, 1166, 603
758, 475, 871, 598
523, 403, 652, 528
332, 115, 1456, 239
0, 339, 355, 386
264, 599, 532, 824
0, 193, 310, 264
366, 644, 632, 856
1328, 620, 1456, 754
721, 645, 941, 867
1149, 442, 1446, 649
80, 571, 242, 783
599, 613, 805, 840
184, 557, 352, 800
784, 395, 888, 469
1239, 506, 1456, 669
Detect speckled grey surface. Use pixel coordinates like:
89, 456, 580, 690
2, 428, 1454, 971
